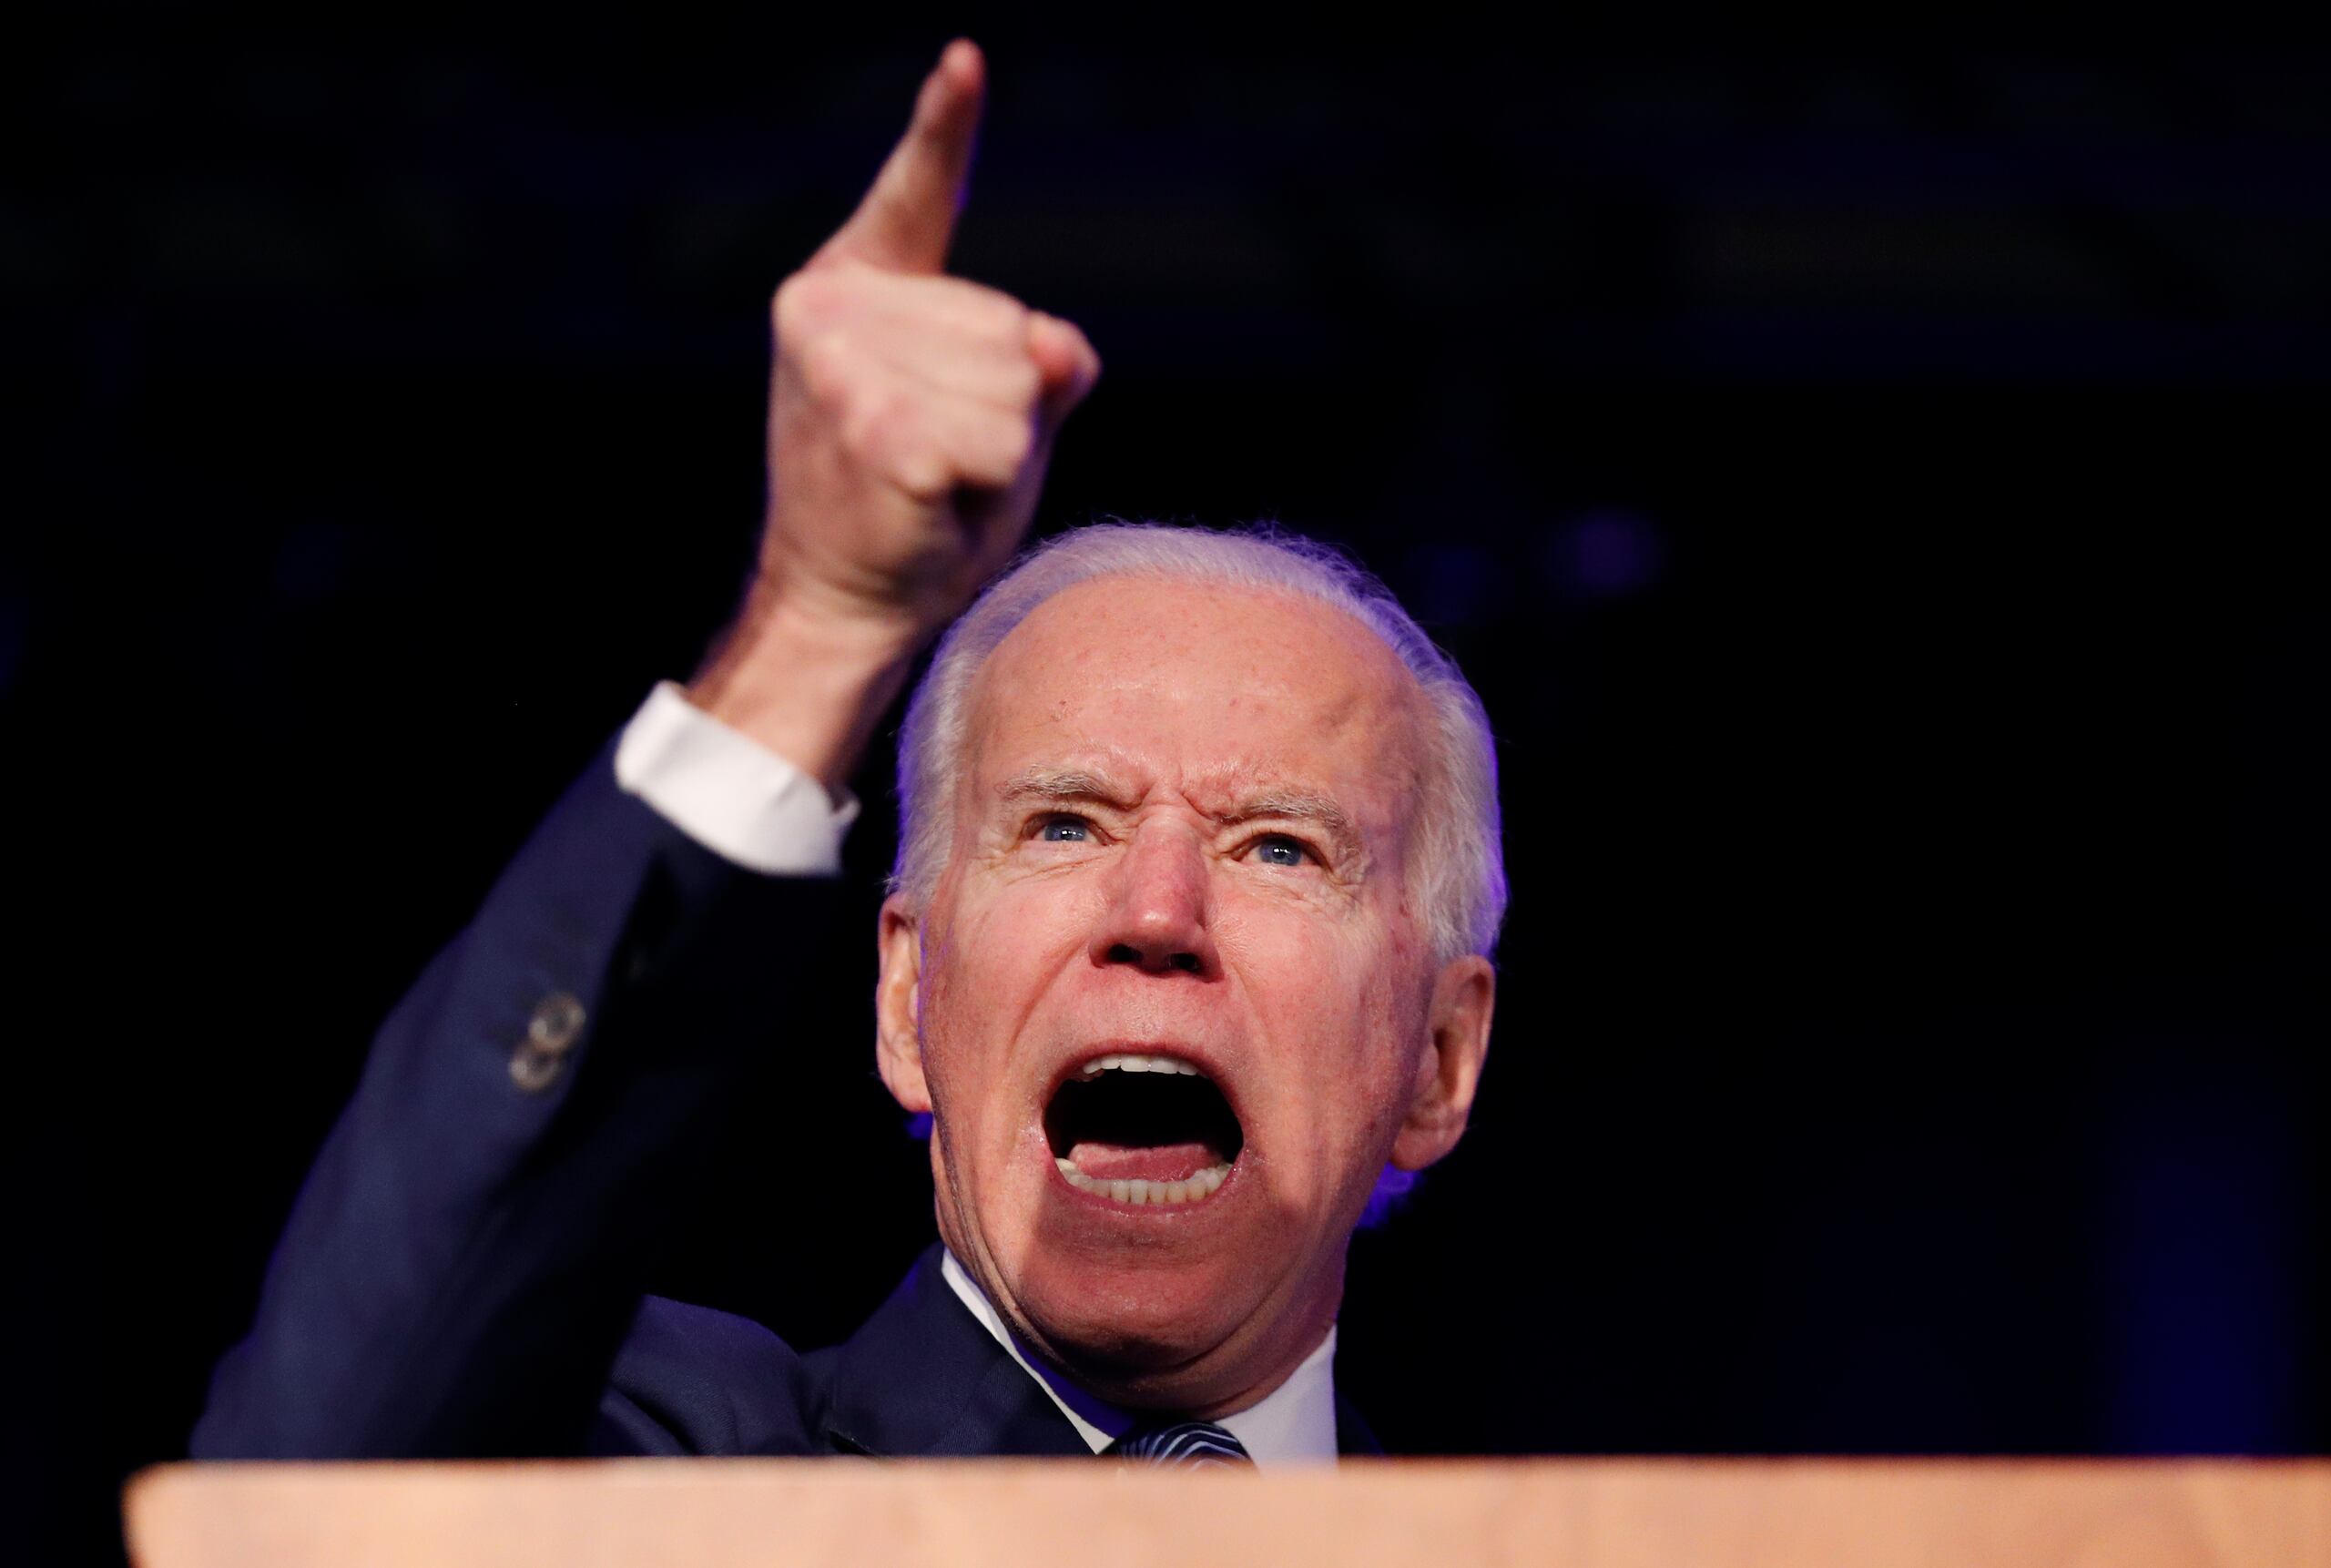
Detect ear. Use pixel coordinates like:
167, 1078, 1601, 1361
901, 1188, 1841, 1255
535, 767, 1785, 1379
875, 892, 931, 1113
1389, 954, 1495, 1172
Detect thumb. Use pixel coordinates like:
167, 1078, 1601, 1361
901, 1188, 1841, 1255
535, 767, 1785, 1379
1029, 311, 1102, 433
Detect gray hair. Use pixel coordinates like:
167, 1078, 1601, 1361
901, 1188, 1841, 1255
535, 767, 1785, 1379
890, 523, 1506, 963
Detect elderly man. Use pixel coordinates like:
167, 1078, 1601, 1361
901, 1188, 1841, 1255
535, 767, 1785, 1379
195, 41, 1500, 1465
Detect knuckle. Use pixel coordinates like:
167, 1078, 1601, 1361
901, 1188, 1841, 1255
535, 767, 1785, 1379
774, 268, 867, 338
896, 453, 951, 499
943, 278, 1028, 342
770, 272, 820, 334
849, 393, 952, 497
840, 390, 901, 459
796, 331, 855, 402
986, 294, 1033, 347
882, 424, 951, 497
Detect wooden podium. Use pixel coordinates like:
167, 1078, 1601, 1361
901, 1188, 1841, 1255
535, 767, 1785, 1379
127, 1459, 2329, 1566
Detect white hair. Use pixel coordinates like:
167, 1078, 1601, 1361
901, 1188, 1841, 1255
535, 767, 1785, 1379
890, 523, 1506, 963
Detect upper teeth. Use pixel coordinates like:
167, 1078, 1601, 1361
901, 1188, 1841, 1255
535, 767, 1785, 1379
1080, 1054, 1202, 1078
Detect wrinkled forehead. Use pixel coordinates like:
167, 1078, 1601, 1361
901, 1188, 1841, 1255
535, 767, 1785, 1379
958, 575, 1433, 822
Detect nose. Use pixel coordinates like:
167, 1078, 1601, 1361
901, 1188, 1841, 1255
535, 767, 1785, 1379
1091, 825, 1217, 978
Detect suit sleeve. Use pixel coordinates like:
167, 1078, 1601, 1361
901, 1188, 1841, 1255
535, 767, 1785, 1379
191, 743, 850, 1458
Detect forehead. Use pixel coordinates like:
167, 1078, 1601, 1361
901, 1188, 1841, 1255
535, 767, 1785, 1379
962, 575, 1430, 808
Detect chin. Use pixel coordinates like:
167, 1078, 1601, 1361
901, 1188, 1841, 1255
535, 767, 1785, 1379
1013, 1247, 1256, 1376
995, 1192, 1339, 1414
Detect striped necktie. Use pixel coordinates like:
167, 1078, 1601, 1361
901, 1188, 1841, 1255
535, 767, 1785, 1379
1105, 1420, 1254, 1467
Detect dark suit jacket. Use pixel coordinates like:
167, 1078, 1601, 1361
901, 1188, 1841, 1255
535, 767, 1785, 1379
193, 746, 1378, 1461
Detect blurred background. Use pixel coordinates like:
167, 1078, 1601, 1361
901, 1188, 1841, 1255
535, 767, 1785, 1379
8, 9, 2326, 1561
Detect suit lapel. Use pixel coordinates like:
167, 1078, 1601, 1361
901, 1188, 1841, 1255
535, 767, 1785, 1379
818, 1244, 1091, 1459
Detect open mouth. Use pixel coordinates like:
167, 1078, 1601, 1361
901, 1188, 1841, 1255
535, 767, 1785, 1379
1043, 1053, 1245, 1207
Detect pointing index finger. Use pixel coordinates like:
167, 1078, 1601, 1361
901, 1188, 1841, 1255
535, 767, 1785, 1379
815, 39, 985, 275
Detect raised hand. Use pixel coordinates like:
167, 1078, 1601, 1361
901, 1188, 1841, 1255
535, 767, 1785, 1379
689, 41, 1101, 787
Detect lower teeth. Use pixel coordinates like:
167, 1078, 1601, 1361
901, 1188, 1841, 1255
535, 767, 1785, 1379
1054, 1157, 1230, 1206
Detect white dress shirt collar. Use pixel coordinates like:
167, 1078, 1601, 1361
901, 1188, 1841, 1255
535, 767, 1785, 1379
939, 1248, 1339, 1466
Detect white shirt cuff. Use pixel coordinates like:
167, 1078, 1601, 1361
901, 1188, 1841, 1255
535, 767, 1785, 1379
614, 681, 859, 875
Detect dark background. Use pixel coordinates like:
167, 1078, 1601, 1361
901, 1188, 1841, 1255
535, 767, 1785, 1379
8, 10, 2326, 1562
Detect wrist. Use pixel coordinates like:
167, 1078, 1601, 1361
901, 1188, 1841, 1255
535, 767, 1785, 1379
686, 585, 921, 795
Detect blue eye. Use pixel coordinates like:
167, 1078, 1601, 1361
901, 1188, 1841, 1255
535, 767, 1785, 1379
1251, 835, 1309, 868
1038, 818, 1091, 842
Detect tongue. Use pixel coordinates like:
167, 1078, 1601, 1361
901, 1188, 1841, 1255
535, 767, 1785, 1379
1068, 1141, 1220, 1183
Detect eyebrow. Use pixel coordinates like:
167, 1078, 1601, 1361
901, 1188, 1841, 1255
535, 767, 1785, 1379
1216, 789, 1361, 858
992, 769, 1363, 860
995, 769, 1141, 811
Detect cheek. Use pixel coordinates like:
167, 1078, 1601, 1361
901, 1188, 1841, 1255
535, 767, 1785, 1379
1219, 902, 1357, 1013
1228, 906, 1421, 1135
909, 909, 983, 1109
916, 883, 1086, 1103
1239, 894, 1421, 1029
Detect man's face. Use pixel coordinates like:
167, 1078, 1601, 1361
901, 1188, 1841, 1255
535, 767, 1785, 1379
876, 575, 1493, 1414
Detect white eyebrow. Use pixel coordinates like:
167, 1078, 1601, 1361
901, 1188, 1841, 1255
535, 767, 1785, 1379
994, 768, 1140, 810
